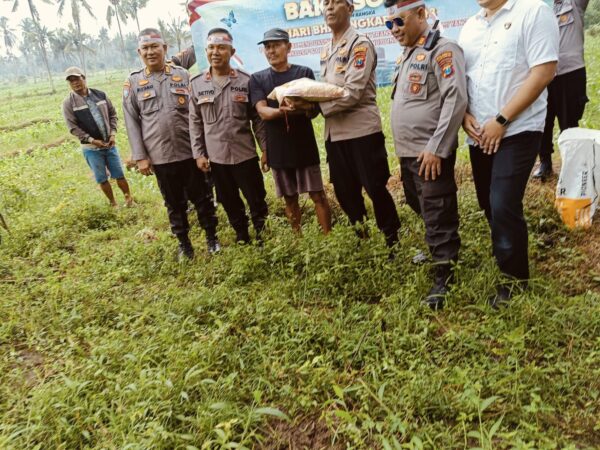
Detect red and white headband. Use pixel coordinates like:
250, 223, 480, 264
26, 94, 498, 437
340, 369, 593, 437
206, 35, 233, 46
138, 33, 165, 46
387, 0, 426, 16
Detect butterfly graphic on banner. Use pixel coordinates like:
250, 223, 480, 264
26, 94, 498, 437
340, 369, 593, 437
220, 10, 237, 28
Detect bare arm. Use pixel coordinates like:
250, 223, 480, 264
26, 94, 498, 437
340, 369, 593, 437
255, 99, 285, 121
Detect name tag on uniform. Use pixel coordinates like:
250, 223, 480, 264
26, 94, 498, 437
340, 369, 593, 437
233, 93, 248, 102
198, 96, 214, 104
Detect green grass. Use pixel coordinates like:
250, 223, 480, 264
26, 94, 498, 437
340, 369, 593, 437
0, 38, 599, 449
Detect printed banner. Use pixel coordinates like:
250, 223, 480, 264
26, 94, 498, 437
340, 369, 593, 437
188, 0, 552, 86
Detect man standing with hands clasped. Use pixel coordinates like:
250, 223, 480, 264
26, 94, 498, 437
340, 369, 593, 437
123, 28, 219, 260
459, 0, 559, 308
62, 66, 134, 208
386, 0, 468, 310
189, 28, 269, 245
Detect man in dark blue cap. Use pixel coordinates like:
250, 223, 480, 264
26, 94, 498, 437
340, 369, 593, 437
249, 28, 332, 234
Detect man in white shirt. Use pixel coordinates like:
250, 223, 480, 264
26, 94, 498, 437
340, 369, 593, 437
458, 0, 559, 308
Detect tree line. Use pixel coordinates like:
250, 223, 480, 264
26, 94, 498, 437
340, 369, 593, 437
1, 0, 600, 93
0, 0, 192, 93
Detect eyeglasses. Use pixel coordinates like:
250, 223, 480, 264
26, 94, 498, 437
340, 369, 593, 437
385, 17, 407, 30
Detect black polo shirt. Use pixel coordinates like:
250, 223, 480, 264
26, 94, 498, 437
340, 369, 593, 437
249, 64, 320, 170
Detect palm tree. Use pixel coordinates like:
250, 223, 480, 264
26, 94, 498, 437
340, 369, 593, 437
124, 0, 148, 33
106, 0, 128, 67
5, 0, 56, 92
56, 0, 94, 74
19, 18, 53, 80
97, 26, 110, 72
0, 16, 17, 56
166, 17, 190, 53
49, 27, 73, 65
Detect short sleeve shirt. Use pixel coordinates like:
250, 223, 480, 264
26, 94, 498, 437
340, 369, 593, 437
249, 65, 320, 169
554, 0, 589, 75
458, 0, 559, 140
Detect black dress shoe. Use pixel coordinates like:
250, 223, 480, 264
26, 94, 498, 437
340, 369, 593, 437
488, 285, 512, 310
532, 159, 553, 180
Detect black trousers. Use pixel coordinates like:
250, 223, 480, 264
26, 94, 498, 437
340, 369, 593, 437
325, 132, 400, 241
540, 67, 588, 157
401, 154, 460, 263
153, 158, 217, 238
470, 132, 542, 281
210, 157, 268, 237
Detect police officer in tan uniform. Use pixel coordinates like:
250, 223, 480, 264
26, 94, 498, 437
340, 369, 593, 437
386, 0, 467, 309
290, 0, 401, 249
123, 28, 219, 259
534, 0, 590, 179
189, 28, 269, 244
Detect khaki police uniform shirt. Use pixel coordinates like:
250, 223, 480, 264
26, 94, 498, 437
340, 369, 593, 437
189, 68, 267, 165
554, 0, 589, 75
318, 26, 382, 142
391, 35, 468, 159
122, 64, 193, 165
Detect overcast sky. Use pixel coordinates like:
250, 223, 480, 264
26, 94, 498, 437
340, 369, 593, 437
0, 0, 187, 36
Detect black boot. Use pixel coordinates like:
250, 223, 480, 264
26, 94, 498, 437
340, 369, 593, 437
532, 155, 553, 180
386, 232, 399, 261
488, 285, 513, 310
235, 228, 250, 245
423, 264, 453, 311
176, 233, 195, 261
206, 230, 221, 255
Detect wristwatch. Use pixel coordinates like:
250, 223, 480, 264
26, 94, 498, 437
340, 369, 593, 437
495, 113, 511, 127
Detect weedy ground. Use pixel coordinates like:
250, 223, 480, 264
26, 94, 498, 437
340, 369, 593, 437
0, 38, 599, 450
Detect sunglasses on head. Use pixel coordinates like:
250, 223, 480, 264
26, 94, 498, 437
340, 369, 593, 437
385, 17, 406, 30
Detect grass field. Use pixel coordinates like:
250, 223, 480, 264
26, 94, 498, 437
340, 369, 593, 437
0, 37, 599, 449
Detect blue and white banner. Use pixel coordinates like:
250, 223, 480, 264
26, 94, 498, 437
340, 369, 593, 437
188, 0, 552, 86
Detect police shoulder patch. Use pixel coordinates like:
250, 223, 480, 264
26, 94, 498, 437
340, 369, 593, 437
123, 79, 131, 99
435, 50, 454, 79
353, 46, 368, 69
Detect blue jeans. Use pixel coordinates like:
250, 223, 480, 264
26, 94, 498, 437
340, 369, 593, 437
82, 147, 125, 184
470, 132, 542, 281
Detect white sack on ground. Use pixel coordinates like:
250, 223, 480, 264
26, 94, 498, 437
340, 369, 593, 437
556, 128, 600, 229
267, 78, 346, 105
